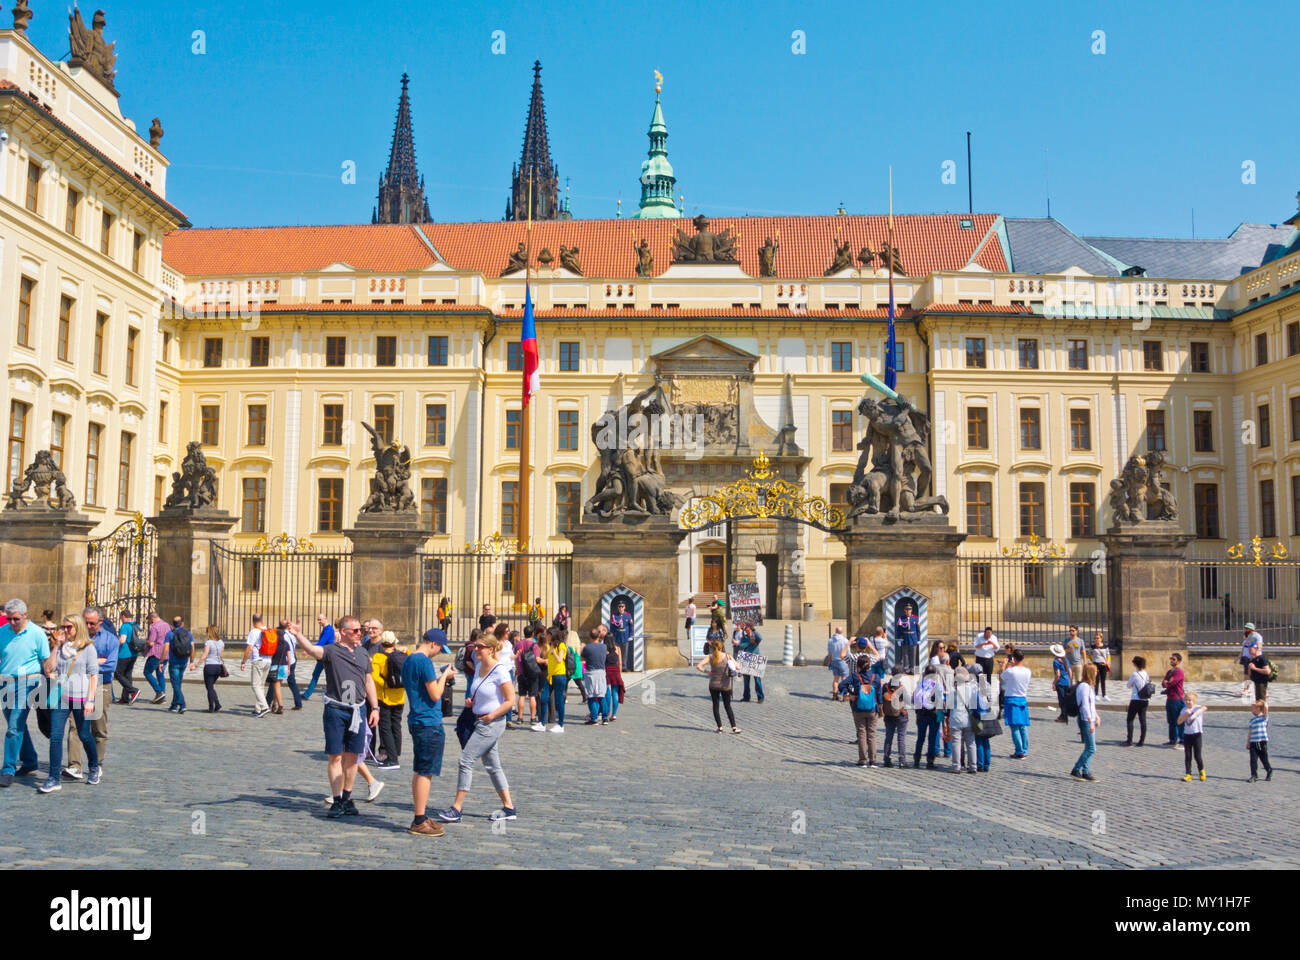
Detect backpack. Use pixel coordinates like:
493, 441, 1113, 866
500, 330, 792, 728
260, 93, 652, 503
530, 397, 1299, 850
853, 676, 877, 712
1064, 683, 1081, 718
168, 628, 193, 659
128, 625, 148, 656
913, 677, 937, 709
260, 627, 278, 659
883, 684, 904, 717
521, 648, 541, 680
385, 649, 408, 689
564, 645, 577, 676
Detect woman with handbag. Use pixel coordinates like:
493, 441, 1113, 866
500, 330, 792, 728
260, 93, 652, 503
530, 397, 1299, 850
200, 624, 226, 713
947, 666, 978, 773
1125, 655, 1151, 747
695, 639, 740, 734
969, 662, 1000, 772
39, 614, 100, 793
435, 632, 517, 824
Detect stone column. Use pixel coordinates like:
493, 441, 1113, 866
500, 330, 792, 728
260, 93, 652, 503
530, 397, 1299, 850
151, 508, 238, 627
0, 507, 97, 616
1101, 522, 1195, 678
834, 515, 967, 639
344, 512, 429, 641
566, 515, 688, 669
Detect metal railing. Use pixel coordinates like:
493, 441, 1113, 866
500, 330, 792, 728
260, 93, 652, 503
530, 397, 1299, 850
957, 555, 1110, 647
418, 548, 572, 644
1185, 551, 1300, 648
208, 540, 354, 642
86, 512, 156, 626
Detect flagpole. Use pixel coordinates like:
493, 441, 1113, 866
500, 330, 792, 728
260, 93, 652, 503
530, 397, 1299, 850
519, 173, 533, 601
886, 166, 897, 391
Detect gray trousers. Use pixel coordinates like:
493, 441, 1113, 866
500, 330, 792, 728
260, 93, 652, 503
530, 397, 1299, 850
457, 715, 509, 794
950, 726, 976, 770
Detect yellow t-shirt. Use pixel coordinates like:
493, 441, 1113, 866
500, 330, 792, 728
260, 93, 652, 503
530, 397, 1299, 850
546, 643, 567, 680
371, 649, 406, 707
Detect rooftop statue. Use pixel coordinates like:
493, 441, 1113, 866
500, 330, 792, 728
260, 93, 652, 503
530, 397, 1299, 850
758, 236, 779, 277
559, 245, 582, 274
12, 0, 34, 33
503, 241, 528, 275
633, 238, 655, 277
68, 7, 118, 95
878, 240, 905, 275
671, 214, 739, 264
856, 245, 876, 268
825, 240, 853, 275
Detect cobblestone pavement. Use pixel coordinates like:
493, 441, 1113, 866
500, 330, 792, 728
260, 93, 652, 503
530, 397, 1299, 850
0, 666, 1294, 869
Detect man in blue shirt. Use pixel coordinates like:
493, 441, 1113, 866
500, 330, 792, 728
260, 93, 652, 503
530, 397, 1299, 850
301, 613, 335, 700
66, 606, 115, 778
114, 611, 141, 704
402, 628, 456, 837
736, 623, 765, 703
0, 598, 53, 786
608, 600, 634, 671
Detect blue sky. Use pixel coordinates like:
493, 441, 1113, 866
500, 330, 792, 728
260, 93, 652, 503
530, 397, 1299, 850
27, 1, 1298, 236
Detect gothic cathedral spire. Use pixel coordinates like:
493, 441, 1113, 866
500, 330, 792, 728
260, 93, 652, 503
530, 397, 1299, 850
507, 60, 565, 221
373, 73, 432, 224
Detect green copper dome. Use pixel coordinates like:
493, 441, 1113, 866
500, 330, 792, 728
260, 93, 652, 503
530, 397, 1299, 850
634, 94, 680, 219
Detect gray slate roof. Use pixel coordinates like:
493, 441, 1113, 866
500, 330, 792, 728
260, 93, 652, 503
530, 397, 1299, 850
1082, 223, 1295, 280
1004, 218, 1123, 276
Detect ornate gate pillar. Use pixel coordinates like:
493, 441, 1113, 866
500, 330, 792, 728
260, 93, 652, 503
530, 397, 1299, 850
344, 513, 428, 642
151, 443, 235, 628
1101, 522, 1194, 675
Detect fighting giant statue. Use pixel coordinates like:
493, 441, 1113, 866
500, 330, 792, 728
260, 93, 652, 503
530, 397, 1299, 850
584, 384, 681, 519
847, 375, 948, 522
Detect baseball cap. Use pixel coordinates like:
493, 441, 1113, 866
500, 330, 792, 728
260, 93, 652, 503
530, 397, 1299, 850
422, 627, 449, 650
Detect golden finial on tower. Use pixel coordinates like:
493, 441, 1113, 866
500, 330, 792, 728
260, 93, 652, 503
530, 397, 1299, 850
654, 69, 663, 94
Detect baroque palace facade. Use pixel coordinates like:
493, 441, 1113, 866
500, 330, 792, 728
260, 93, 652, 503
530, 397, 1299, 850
4, 15, 1300, 620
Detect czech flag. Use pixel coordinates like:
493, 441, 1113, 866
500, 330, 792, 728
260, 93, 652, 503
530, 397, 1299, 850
521, 284, 540, 406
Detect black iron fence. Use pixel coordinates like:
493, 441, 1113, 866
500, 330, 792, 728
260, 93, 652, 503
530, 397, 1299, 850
957, 555, 1110, 647
418, 548, 572, 644
86, 513, 156, 625
1185, 550, 1300, 648
209, 539, 354, 642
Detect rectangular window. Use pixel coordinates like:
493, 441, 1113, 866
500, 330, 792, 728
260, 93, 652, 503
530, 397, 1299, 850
1018, 482, 1046, 538
100, 211, 113, 256
247, 404, 267, 446
424, 403, 447, 446
1289, 322, 1300, 358
965, 337, 987, 369
241, 478, 267, 533
318, 559, 340, 593
1069, 482, 1096, 537
506, 409, 521, 450
1198, 565, 1219, 600
507, 342, 523, 371
322, 404, 343, 445
1069, 408, 1092, 451
1193, 410, 1214, 452
126, 328, 139, 386
830, 341, 853, 372
556, 481, 581, 532
162, 331, 172, 363
965, 481, 992, 537
1293, 476, 1300, 536
65, 188, 80, 235
24, 161, 40, 213
501, 481, 518, 537
93, 313, 108, 374
17, 277, 36, 347
1067, 339, 1089, 370
421, 477, 448, 534
1142, 340, 1163, 371
558, 341, 580, 371
203, 337, 223, 368
882, 340, 908, 373
967, 407, 989, 450
1075, 566, 1097, 599
1255, 332, 1269, 367
1258, 404, 1272, 449
1190, 341, 1211, 373
85, 423, 102, 506
116, 432, 133, 509
557, 410, 579, 450
1017, 339, 1039, 370
1260, 479, 1276, 539
1146, 409, 1167, 452
241, 559, 261, 593
7, 401, 30, 493
1194, 483, 1220, 539
132, 230, 145, 274
829, 483, 851, 515
154, 475, 165, 515
57, 295, 74, 362
373, 404, 395, 443
427, 335, 449, 366
831, 410, 854, 452
1019, 408, 1041, 450
318, 478, 343, 532
969, 563, 991, 599
325, 336, 347, 367
158, 400, 168, 438
1291, 396, 1300, 443
376, 336, 397, 367
249, 336, 270, 367
200, 405, 220, 446
50, 412, 68, 471
1023, 566, 1045, 599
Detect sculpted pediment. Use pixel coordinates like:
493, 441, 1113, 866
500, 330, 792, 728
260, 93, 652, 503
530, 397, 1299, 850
650, 334, 758, 366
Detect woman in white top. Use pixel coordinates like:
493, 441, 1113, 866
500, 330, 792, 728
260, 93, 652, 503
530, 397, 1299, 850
1124, 655, 1151, 746
1071, 663, 1100, 781
435, 632, 517, 824
40, 613, 100, 793
200, 624, 225, 713
1178, 692, 1208, 781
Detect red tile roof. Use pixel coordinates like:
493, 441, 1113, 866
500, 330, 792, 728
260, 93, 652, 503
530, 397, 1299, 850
163, 214, 1007, 279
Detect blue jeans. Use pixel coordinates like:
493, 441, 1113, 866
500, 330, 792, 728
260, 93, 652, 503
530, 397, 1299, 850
143, 657, 166, 695
913, 711, 939, 765
303, 659, 326, 699
536, 678, 551, 724
48, 704, 96, 775
742, 674, 764, 700
1, 676, 40, 774
604, 685, 619, 719
550, 677, 567, 726
587, 695, 605, 721
286, 663, 303, 708
1165, 699, 1185, 744
1010, 724, 1029, 756
168, 662, 187, 709
1074, 717, 1096, 774
937, 709, 950, 756
975, 736, 991, 769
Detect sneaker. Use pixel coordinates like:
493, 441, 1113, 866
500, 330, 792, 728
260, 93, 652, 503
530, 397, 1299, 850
1183, 774, 1193, 782
1070, 769, 1083, 779
1081, 773, 1098, 782
0, 774, 11, 788
366, 781, 385, 802
14, 764, 38, 777
1248, 775, 1258, 783
731, 726, 741, 734
129, 690, 140, 704
600, 719, 608, 725
757, 697, 765, 704
324, 796, 336, 806
409, 819, 446, 837
1266, 770, 1273, 781
86, 767, 102, 785
869, 761, 881, 768
434, 807, 463, 823
716, 727, 724, 733
151, 694, 166, 704
583, 719, 597, 725
255, 709, 270, 718
489, 807, 517, 822
326, 800, 347, 819
965, 768, 977, 774
1199, 770, 1207, 781
548, 725, 564, 734
856, 760, 867, 767
342, 798, 359, 816
62, 767, 83, 782
375, 762, 400, 771
37, 778, 61, 794
883, 760, 893, 768
530, 723, 545, 732
178, 707, 186, 714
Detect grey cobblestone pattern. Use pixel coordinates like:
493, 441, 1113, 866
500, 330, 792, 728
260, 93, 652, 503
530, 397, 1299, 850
0, 666, 1293, 869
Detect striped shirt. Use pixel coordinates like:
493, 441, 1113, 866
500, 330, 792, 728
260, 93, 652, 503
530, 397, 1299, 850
1249, 714, 1269, 743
